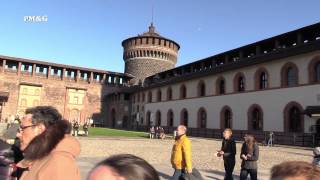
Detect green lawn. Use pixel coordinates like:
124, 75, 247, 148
88, 127, 148, 138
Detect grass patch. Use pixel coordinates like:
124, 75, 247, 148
88, 127, 148, 138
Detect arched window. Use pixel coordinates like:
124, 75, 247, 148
198, 108, 207, 128
248, 104, 263, 131
260, 72, 268, 89
180, 85, 187, 99
22, 88, 28, 95
255, 68, 269, 90
33, 99, 39, 106
142, 93, 145, 102
281, 63, 298, 87
34, 89, 40, 96
167, 87, 172, 100
148, 91, 152, 103
284, 102, 304, 133
216, 77, 225, 95
308, 57, 320, 83
234, 73, 245, 92
156, 111, 161, 126
220, 106, 232, 129
180, 109, 188, 127
20, 99, 27, 107
167, 110, 174, 127
238, 77, 245, 92
198, 80, 206, 97
287, 68, 297, 87
157, 89, 162, 102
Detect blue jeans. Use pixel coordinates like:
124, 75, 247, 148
170, 169, 185, 180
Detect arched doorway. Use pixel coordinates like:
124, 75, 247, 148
0, 102, 3, 122
111, 109, 116, 128
316, 119, 320, 134
248, 104, 263, 131
122, 116, 128, 129
283, 102, 304, 133
146, 111, 151, 127
180, 109, 189, 127
156, 111, 161, 126
220, 106, 232, 129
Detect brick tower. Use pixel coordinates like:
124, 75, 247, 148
122, 23, 180, 85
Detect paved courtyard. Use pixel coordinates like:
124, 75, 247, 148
77, 136, 313, 180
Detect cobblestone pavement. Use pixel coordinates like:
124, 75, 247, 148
77, 137, 313, 180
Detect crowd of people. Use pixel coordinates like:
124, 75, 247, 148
0, 106, 319, 180
71, 120, 89, 136
149, 126, 166, 139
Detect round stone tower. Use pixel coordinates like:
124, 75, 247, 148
122, 23, 180, 85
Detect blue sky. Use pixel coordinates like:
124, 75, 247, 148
0, 0, 319, 73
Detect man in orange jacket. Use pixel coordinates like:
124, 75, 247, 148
170, 125, 192, 180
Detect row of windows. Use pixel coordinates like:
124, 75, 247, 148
145, 101, 304, 133
21, 88, 41, 96
124, 50, 174, 60
133, 60, 320, 103
20, 99, 39, 107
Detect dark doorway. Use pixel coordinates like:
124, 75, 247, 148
181, 109, 188, 127
122, 116, 128, 129
0, 101, 3, 122
316, 119, 320, 134
111, 109, 116, 128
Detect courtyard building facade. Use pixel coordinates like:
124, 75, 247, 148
0, 22, 320, 146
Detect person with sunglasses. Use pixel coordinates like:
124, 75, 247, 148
16, 106, 81, 180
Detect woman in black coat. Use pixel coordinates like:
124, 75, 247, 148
240, 134, 259, 180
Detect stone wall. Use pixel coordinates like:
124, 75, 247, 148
125, 58, 174, 83
0, 68, 117, 125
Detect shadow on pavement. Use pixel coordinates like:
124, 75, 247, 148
158, 171, 171, 179
203, 169, 240, 180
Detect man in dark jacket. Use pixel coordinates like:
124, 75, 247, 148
217, 128, 236, 180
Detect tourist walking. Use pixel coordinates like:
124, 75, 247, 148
267, 131, 274, 147
240, 134, 259, 180
83, 122, 89, 136
312, 147, 320, 167
149, 126, 155, 139
159, 127, 165, 140
216, 128, 236, 180
170, 125, 192, 180
73, 121, 80, 136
